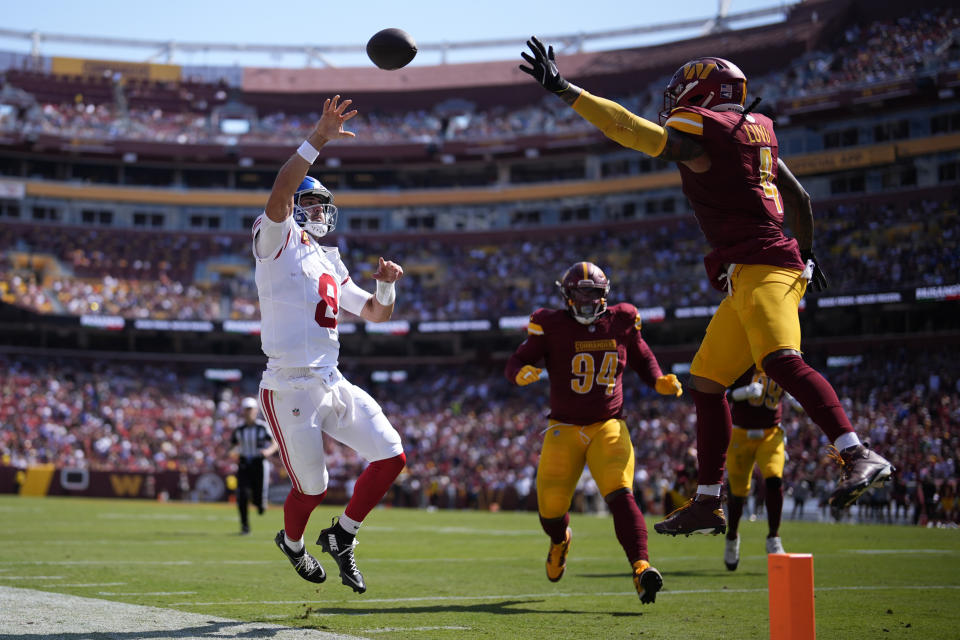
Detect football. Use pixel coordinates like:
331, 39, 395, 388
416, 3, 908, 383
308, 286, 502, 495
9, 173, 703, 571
366, 28, 418, 70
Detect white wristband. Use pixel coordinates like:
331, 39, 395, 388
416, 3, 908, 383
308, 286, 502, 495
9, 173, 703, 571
296, 140, 319, 164
375, 280, 396, 306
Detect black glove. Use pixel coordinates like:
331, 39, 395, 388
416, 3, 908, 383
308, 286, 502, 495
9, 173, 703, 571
519, 36, 570, 94
800, 249, 828, 292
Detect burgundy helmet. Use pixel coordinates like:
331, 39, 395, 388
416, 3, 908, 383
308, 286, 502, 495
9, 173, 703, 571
660, 57, 747, 124
557, 262, 610, 325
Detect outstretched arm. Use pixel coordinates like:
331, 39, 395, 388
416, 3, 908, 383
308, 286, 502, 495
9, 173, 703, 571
520, 36, 707, 168
264, 96, 357, 223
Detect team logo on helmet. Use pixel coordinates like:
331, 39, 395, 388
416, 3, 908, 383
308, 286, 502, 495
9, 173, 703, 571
660, 57, 747, 124
557, 262, 610, 325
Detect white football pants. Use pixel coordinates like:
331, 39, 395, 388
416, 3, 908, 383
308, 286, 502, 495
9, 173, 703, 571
259, 367, 403, 495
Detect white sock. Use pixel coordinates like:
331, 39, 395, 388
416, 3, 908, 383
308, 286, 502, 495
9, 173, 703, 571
697, 484, 722, 497
284, 534, 304, 553
834, 432, 861, 451
339, 514, 362, 535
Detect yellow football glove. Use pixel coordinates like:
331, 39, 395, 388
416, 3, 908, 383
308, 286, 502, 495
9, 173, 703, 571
655, 374, 683, 397
516, 365, 543, 386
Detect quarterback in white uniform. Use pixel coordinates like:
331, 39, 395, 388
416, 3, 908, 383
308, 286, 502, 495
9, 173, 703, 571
254, 95, 406, 594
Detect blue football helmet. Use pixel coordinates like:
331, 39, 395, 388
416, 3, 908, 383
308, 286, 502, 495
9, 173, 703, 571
293, 176, 337, 238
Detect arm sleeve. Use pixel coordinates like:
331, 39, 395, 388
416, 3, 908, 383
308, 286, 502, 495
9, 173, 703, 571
572, 90, 668, 156
253, 214, 293, 260
339, 277, 372, 317
504, 316, 548, 384
626, 330, 663, 389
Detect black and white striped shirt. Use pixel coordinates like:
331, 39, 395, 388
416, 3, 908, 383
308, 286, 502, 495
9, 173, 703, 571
231, 419, 273, 461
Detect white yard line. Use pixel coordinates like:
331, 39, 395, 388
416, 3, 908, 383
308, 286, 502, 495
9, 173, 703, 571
1, 549, 951, 569
172, 584, 960, 607
98, 591, 198, 596
365, 626, 471, 633
0, 585, 366, 640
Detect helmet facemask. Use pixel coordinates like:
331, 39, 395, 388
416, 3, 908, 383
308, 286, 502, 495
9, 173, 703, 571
559, 282, 609, 325
293, 191, 338, 239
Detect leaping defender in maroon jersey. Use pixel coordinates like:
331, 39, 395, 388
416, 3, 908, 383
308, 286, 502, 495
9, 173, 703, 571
520, 38, 893, 537
505, 261, 684, 604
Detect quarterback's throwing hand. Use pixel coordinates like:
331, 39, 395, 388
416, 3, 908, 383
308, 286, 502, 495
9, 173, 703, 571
516, 365, 543, 386
519, 36, 570, 94
373, 257, 403, 283
655, 374, 683, 397
314, 95, 358, 141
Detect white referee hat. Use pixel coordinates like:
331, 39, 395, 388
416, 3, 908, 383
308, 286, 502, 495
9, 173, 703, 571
241, 397, 258, 410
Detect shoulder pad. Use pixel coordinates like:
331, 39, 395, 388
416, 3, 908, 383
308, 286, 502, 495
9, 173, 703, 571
664, 107, 704, 136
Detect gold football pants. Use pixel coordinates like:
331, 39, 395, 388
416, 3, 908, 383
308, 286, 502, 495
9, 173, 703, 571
691, 264, 807, 386
537, 418, 634, 519
726, 425, 785, 497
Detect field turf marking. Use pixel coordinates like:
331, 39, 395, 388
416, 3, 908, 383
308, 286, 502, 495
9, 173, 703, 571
365, 626, 471, 633
172, 584, 960, 606
0, 585, 365, 640
98, 590, 198, 596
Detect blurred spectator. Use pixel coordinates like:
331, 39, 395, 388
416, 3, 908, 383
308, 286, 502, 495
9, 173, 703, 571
3, 345, 953, 525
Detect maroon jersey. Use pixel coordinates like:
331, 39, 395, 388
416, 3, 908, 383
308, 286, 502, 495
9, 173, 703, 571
663, 105, 805, 289
505, 303, 664, 425
729, 369, 784, 430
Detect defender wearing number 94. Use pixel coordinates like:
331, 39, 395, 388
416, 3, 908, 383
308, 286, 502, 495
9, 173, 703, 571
505, 261, 682, 605
253, 95, 406, 594
520, 38, 894, 537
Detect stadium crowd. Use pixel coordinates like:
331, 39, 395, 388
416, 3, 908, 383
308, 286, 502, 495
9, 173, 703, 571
1, 10, 957, 149
1, 346, 957, 525
1, 195, 956, 321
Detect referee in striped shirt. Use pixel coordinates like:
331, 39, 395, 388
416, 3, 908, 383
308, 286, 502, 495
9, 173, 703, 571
232, 397, 278, 535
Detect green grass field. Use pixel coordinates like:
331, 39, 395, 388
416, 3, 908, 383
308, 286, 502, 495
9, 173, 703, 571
1, 496, 958, 639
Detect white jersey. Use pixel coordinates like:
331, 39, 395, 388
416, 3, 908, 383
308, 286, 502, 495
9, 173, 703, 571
252, 214, 366, 369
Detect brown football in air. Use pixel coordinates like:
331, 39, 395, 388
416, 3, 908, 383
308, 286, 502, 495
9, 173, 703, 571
366, 28, 418, 70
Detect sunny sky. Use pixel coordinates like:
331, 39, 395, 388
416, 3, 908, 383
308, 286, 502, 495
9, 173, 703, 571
0, 0, 793, 68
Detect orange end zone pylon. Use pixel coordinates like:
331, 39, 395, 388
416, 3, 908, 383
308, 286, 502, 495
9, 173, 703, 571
768, 553, 816, 640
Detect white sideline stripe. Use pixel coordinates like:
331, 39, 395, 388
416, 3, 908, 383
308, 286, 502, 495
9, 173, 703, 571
0, 575, 64, 580
363, 526, 540, 536
58, 582, 127, 587
172, 584, 960, 607
365, 626, 470, 633
98, 513, 236, 521
0, 585, 364, 640
847, 549, 950, 554
1, 549, 952, 569
0, 555, 664, 567
0, 560, 193, 566
98, 591, 198, 596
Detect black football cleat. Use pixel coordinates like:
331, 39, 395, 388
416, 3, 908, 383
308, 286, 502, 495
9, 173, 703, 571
828, 445, 894, 509
318, 518, 366, 594
633, 560, 663, 604
274, 530, 326, 583
654, 494, 726, 536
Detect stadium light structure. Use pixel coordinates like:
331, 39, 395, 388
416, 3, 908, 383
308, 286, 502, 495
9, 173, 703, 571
0, 3, 793, 68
